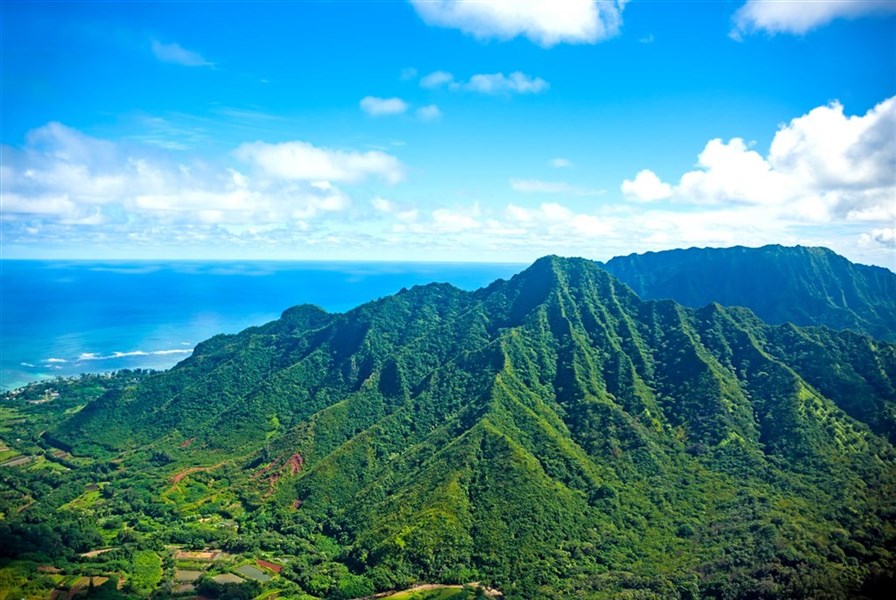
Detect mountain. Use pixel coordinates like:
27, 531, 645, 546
4, 256, 896, 599
602, 244, 896, 342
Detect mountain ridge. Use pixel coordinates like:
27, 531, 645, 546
602, 244, 896, 341
31, 254, 896, 598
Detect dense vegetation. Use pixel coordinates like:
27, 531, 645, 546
2, 255, 895, 599
603, 244, 896, 341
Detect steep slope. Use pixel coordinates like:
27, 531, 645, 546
39, 256, 896, 599
603, 244, 896, 341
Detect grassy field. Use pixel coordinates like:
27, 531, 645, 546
129, 550, 162, 596
380, 586, 470, 600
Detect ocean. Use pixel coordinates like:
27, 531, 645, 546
0, 260, 524, 391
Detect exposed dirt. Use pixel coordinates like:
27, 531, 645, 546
286, 452, 304, 474
79, 547, 117, 558
256, 559, 283, 574
359, 582, 502, 599
171, 462, 225, 484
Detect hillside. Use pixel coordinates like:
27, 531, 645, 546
2, 256, 895, 599
603, 245, 896, 341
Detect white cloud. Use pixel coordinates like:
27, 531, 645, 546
570, 213, 611, 236
510, 178, 604, 196
419, 70, 548, 95
540, 202, 574, 221
768, 98, 895, 192
466, 72, 548, 95
732, 0, 896, 37
409, 0, 627, 47
150, 40, 213, 67
416, 104, 443, 121
860, 227, 896, 248
621, 169, 673, 202
432, 208, 481, 232
420, 70, 455, 88
389, 200, 613, 244
371, 197, 394, 213
623, 97, 896, 224
233, 140, 405, 184
549, 157, 572, 168
502, 202, 610, 236
371, 196, 420, 223
360, 96, 409, 116
0, 123, 408, 249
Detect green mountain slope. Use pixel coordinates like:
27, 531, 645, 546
603, 244, 896, 341
8, 256, 896, 599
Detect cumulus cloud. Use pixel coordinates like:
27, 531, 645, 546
233, 140, 405, 183
431, 207, 482, 232
420, 70, 455, 88
409, 0, 627, 47
416, 104, 443, 121
150, 40, 213, 67
621, 169, 673, 202
622, 97, 896, 223
504, 202, 611, 236
0, 123, 407, 250
510, 178, 604, 196
732, 0, 896, 37
860, 227, 896, 248
387, 200, 613, 244
466, 71, 548, 94
360, 96, 409, 116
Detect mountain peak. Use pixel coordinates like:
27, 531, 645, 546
605, 244, 896, 340
20, 249, 896, 600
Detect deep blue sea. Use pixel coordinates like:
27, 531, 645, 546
0, 261, 524, 391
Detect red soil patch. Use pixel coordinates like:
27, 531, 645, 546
256, 559, 283, 574
253, 461, 276, 479
179, 437, 195, 448
286, 453, 304, 474
171, 462, 225, 484
292, 498, 303, 510
254, 452, 304, 479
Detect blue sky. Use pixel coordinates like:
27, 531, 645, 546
1, 1, 894, 267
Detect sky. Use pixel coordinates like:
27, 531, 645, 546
1, 0, 894, 268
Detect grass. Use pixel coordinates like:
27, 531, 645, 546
59, 489, 102, 511
382, 587, 469, 600
129, 550, 162, 596
0, 407, 23, 421
0, 448, 21, 462
26, 455, 68, 472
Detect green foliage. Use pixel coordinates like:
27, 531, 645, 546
603, 244, 896, 341
127, 550, 161, 596
3, 254, 896, 599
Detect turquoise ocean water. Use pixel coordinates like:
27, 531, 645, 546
0, 261, 523, 390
